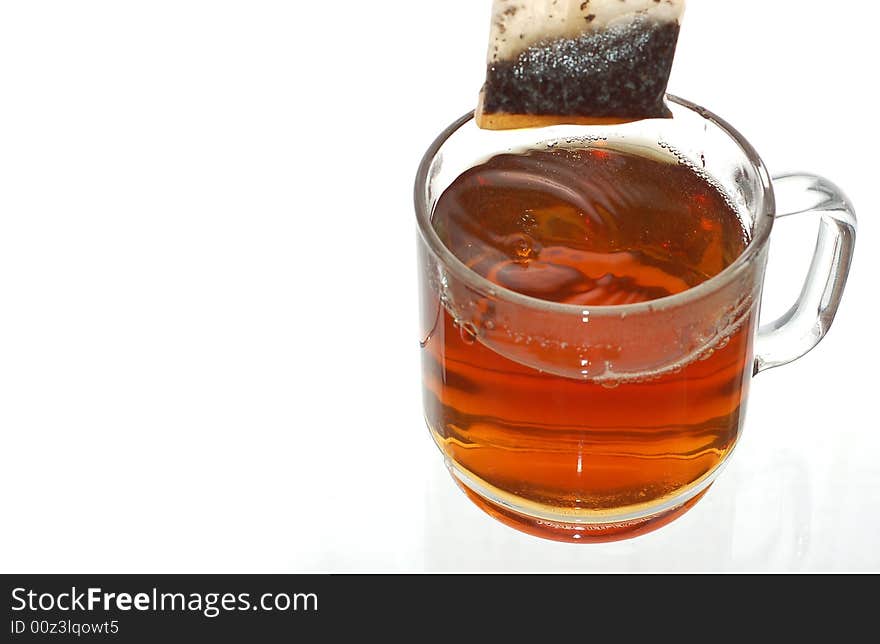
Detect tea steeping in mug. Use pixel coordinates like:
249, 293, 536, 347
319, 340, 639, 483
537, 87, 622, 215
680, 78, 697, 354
419, 0, 856, 544
422, 142, 755, 540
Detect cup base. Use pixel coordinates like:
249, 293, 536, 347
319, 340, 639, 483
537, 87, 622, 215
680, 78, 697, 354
447, 463, 710, 544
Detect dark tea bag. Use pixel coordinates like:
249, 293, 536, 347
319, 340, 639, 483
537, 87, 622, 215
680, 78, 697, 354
476, 0, 686, 130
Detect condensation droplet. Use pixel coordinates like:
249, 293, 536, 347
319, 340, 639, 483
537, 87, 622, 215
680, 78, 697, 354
484, 319, 496, 331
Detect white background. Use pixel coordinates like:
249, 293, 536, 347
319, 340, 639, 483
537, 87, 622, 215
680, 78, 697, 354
1, 1, 876, 572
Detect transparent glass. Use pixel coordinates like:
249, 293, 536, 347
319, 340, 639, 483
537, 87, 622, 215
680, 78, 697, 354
415, 96, 857, 543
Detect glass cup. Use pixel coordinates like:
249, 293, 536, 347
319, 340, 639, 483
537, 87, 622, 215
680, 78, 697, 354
415, 96, 856, 543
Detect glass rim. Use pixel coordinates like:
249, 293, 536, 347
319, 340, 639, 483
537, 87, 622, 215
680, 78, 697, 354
414, 95, 776, 315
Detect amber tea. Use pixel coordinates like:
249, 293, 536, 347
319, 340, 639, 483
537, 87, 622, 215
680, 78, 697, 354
421, 143, 755, 540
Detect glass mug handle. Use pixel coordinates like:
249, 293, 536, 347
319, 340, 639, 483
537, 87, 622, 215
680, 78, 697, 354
754, 174, 857, 374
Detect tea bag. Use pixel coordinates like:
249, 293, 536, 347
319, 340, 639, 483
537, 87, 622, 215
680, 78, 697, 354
477, 0, 686, 130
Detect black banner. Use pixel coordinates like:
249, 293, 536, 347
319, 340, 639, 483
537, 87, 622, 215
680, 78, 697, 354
2, 574, 861, 640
